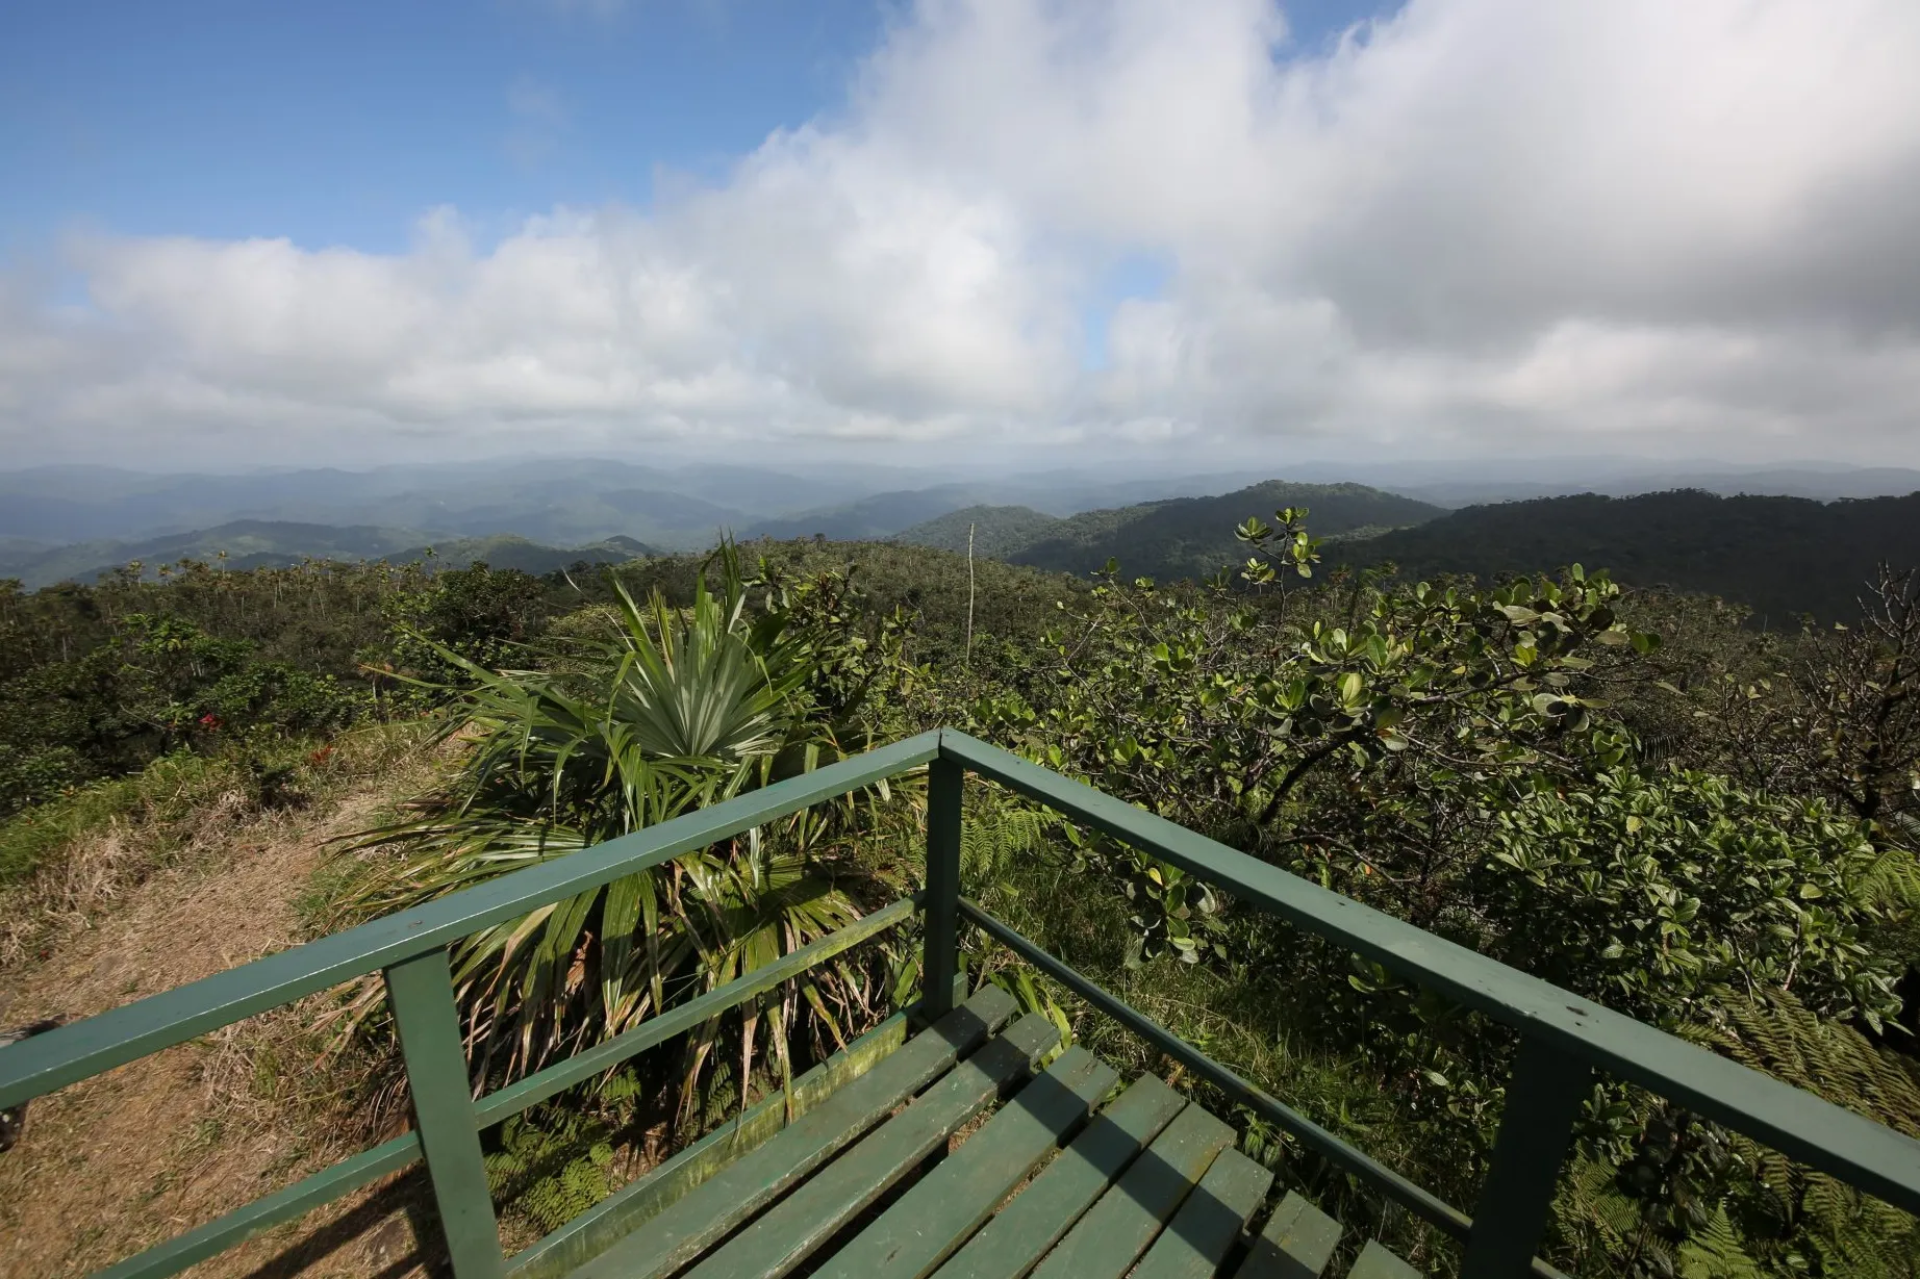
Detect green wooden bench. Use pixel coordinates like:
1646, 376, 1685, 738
521, 984, 1423, 1279
3, 729, 1916, 1279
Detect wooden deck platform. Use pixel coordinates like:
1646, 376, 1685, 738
552, 986, 1425, 1279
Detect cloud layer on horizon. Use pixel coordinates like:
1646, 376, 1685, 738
5, 0, 1920, 467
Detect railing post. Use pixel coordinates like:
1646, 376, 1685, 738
386, 948, 506, 1279
923, 753, 964, 1019
1460, 1034, 1590, 1279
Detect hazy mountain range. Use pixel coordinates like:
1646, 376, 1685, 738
1345, 490, 1920, 625
3, 459, 1919, 621
896, 482, 1445, 582
5, 457, 1917, 549
0, 459, 1267, 553
0, 522, 657, 588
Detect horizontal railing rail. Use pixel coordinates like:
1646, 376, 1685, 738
0, 731, 941, 1112
940, 731, 1920, 1222
0, 731, 942, 1279
0, 726, 1913, 1279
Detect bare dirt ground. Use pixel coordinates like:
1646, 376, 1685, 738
0, 776, 446, 1279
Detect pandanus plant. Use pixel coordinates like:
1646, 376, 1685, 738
334, 545, 907, 1121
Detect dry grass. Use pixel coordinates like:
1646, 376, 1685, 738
0, 722, 464, 1279
0, 724, 433, 972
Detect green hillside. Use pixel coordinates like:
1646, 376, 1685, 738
892, 504, 1063, 557
0, 521, 657, 589
394, 533, 657, 576
1005, 481, 1445, 582
5, 509, 1920, 1279
1340, 489, 1920, 623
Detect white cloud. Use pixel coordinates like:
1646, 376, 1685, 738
5, 0, 1920, 466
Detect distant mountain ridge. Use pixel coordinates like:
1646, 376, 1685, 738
9, 466, 1920, 625
897, 481, 1445, 582
742, 487, 996, 542
0, 520, 657, 589
899, 483, 1920, 624
1339, 489, 1920, 623
6, 458, 1917, 549
0, 461, 1250, 552
891, 505, 1065, 558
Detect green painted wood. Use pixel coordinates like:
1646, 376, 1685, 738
683, 1013, 1063, 1279
0, 731, 942, 1112
386, 948, 505, 1279
935, 1073, 1188, 1279
1233, 1192, 1342, 1279
1460, 1036, 1590, 1279
1349, 1241, 1426, 1278
10, 725, 1917, 1279
941, 730, 1920, 1220
567, 985, 1017, 1279
923, 755, 964, 1020
814, 1045, 1120, 1279
1129, 1148, 1274, 1279
477, 895, 916, 1127
958, 898, 1470, 1242
507, 1010, 912, 1279
92, 1133, 422, 1279
1027, 1097, 1235, 1279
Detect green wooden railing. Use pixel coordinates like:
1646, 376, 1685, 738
2, 729, 1917, 1279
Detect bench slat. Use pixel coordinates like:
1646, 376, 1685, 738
934, 1073, 1188, 1279
683, 1013, 1061, 1279
1027, 1099, 1234, 1279
568, 985, 1016, 1279
1129, 1148, 1274, 1279
815, 1045, 1119, 1279
1232, 1192, 1343, 1279
1348, 1240, 1425, 1278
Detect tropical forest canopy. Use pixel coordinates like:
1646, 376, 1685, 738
3, 473, 1919, 1276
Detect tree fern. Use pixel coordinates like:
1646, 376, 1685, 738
960, 790, 1058, 884
1678, 1207, 1764, 1279
1689, 992, 1920, 1278
486, 1109, 619, 1233
1552, 991, 1917, 1277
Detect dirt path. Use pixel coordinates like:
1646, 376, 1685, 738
0, 783, 443, 1279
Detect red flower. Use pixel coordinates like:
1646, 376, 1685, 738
198, 713, 222, 729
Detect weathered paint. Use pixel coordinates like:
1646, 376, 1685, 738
508, 1008, 913, 1279
816, 1046, 1118, 1279
386, 948, 505, 1279
684, 1014, 1061, 1279
569, 986, 1017, 1279
1350, 1240, 1427, 1278
1028, 1101, 1234, 1279
936, 1073, 1189, 1279
1130, 1148, 1274, 1279
1235, 1192, 1343, 1279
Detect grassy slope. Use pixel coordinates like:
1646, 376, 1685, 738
0, 722, 450, 1277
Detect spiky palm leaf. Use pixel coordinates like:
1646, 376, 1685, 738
334, 545, 895, 1102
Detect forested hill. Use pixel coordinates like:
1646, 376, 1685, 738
1341, 489, 1920, 623
0, 520, 656, 588
888, 504, 1064, 558
898, 481, 1444, 582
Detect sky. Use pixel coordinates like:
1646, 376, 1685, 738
3, 0, 1919, 472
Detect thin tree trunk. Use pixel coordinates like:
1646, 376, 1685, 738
966, 522, 976, 672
